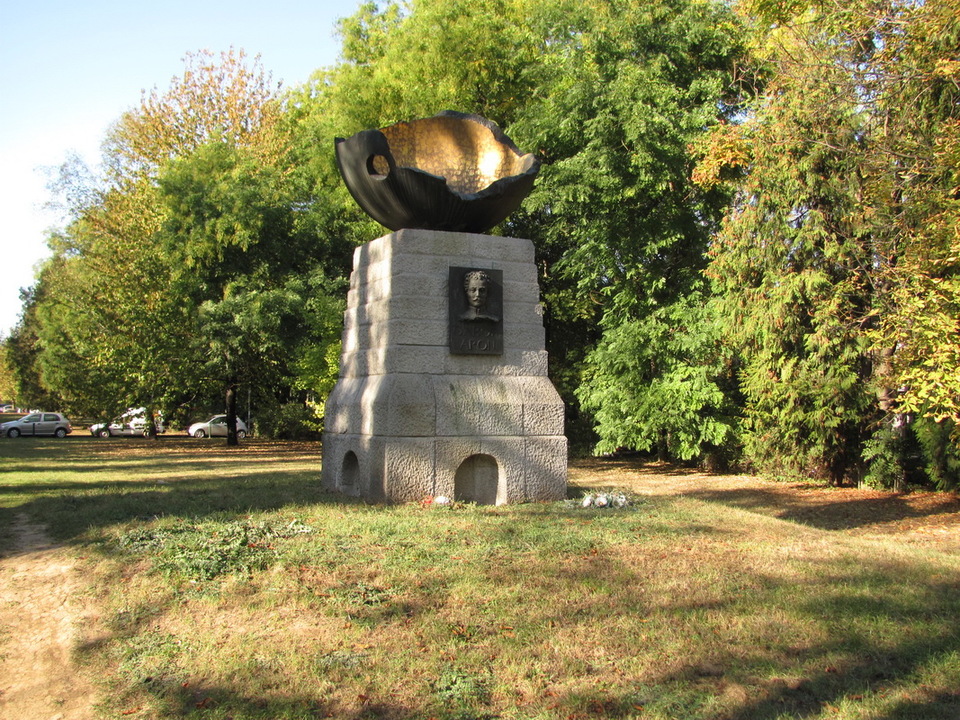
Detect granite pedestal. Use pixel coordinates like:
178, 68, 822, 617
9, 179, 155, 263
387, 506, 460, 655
321, 229, 567, 504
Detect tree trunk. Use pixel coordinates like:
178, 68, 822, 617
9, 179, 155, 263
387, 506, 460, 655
146, 405, 159, 440
225, 382, 239, 447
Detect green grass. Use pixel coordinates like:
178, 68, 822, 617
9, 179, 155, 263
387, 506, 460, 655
2, 437, 959, 719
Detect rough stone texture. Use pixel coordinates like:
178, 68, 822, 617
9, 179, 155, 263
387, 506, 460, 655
322, 229, 567, 504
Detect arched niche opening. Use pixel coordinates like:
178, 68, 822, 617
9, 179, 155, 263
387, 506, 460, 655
454, 454, 500, 505
341, 451, 360, 493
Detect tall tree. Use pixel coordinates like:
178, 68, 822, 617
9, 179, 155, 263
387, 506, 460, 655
696, 0, 960, 486
25, 50, 345, 441
511, 0, 746, 455
296, 0, 746, 453
155, 139, 343, 445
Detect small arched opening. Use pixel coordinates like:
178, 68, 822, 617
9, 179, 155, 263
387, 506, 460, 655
341, 451, 360, 493
454, 454, 500, 505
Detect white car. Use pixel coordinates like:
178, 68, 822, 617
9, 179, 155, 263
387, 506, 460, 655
1, 412, 72, 438
90, 408, 165, 438
187, 415, 248, 439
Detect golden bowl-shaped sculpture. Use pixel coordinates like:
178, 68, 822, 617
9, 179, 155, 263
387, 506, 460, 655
335, 111, 540, 234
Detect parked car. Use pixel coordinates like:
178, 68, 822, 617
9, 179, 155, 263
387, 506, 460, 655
1, 412, 72, 438
90, 408, 165, 438
187, 415, 248, 439
0, 404, 14, 412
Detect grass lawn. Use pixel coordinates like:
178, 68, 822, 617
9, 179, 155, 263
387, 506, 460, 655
2, 437, 959, 719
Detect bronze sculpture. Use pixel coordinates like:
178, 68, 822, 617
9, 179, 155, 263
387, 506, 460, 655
335, 111, 540, 233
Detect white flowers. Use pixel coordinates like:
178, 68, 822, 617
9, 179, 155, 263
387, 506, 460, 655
580, 491, 630, 509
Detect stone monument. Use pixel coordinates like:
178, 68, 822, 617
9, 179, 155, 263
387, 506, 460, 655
322, 111, 567, 504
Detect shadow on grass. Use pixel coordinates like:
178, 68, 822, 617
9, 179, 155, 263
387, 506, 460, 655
681, 486, 960, 533
0, 437, 360, 555
6, 439, 960, 719
92, 678, 428, 720
472, 508, 960, 720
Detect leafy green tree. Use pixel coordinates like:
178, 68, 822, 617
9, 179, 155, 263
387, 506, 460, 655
512, 0, 745, 455
0, 341, 15, 406
577, 294, 739, 464
104, 48, 282, 184
155, 138, 344, 444
298, 0, 746, 455
3, 286, 63, 413
23, 50, 346, 441
696, 0, 960, 485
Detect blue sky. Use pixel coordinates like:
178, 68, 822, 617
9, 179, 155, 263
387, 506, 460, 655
0, 0, 360, 335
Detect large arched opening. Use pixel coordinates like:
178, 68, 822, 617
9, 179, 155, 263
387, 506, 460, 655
454, 454, 500, 505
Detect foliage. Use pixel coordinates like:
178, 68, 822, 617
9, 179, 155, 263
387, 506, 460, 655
431, 665, 493, 718
19, 50, 347, 438
577, 294, 739, 461
915, 418, 960, 492
861, 424, 911, 491
696, 0, 960, 482
4, 284, 67, 412
103, 48, 283, 183
119, 517, 314, 581
285, 0, 746, 459
0, 341, 15, 404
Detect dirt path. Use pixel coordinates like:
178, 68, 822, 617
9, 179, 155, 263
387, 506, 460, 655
0, 515, 97, 720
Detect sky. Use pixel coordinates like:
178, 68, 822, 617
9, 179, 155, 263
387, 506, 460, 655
0, 0, 360, 336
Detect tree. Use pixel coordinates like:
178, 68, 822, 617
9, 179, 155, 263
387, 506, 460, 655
695, 0, 960, 486
3, 285, 63, 412
103, 48, 283, 184
0, 340, 15, 406
155, 139, 343, 445
298, 0, 746, 455
511, 0, 746, 455
577, 293, 739, 464
24, 50, 346, 441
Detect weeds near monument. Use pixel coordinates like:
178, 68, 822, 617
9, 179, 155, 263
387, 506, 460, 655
118, 518, 314, 581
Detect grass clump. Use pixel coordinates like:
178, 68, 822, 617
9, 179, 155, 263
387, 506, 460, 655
117, 517, 314, 581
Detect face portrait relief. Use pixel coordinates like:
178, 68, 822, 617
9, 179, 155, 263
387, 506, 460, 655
449, 266, 503, 355
461, 270, 499, 321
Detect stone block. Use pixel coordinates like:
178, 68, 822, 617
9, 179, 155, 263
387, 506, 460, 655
522, 377, 566, 435
323, 229, 567, 505
435, 437, 483, 498
502, 320, 546, 353
384, 438, 436, 502
322, 434, 374, 497
383, 374, 437, 437
479, 436, 525, 504
434, 376, 481, 436
523, 436, 569, 501
476, 378, 525, 435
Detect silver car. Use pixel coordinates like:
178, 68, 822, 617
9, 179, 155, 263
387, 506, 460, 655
1, 412, 72, 438
187, 415, 248, 438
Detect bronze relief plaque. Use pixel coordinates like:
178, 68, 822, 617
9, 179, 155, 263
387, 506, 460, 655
449, 266, 503, 355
